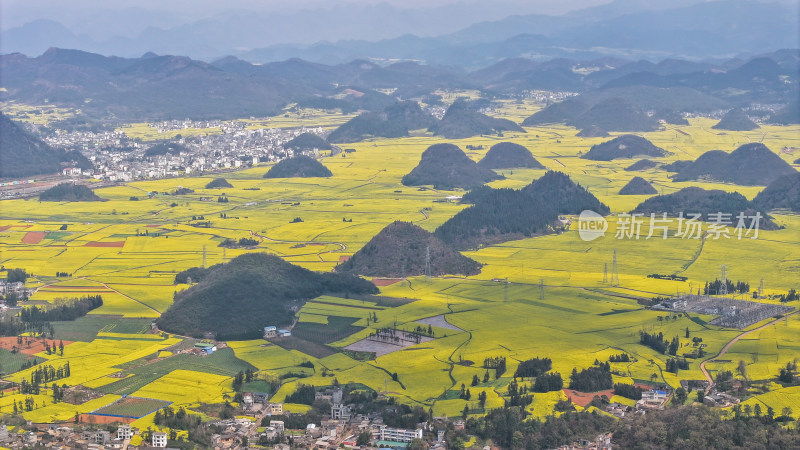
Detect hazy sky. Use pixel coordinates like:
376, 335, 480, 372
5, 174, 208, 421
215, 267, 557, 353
1, 0, 612, 35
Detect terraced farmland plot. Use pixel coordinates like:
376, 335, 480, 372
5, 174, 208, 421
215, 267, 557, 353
97, 348, 254, 396
90, 396, 171, 419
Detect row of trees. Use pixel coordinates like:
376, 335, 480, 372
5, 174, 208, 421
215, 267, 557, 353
568, 363, 613, 392
20, 295, 103, 322
483, 356, 507, 378
666, 357, 690, 374
514, 357, 552, 378
704, 278, 750, 295
613, 383, 644, 400
154, 406, 203, 430
608, 353, 631, 363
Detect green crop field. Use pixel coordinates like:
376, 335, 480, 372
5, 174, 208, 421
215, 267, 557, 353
90, 396, 171, 418
1, 101, 798, 424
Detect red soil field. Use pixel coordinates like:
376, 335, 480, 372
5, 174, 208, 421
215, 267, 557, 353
563, 383, 651, 407
21, 231, 47, 244
562, 388, 616, 407
371, 278, 403, 287
0, 336, 74, 355
78, 414, 134, 425
338, 255, 350, 263
85, 241, 125, 247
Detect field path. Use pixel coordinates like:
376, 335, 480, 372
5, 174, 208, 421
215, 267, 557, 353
699, 310, 799, 391
251, 230, 347, 253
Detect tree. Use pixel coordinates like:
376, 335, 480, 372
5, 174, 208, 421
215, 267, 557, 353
696, 390, 704, 403
673, 387, 687, 404
737, 360, 748, 381
685, 327, 690, 338
483, 371, 490, 383
471, 374, 480, 386
355, 429, 373, 445
409, 438, 426, 450
462, 404, 470, 419
781, 407, 793, 419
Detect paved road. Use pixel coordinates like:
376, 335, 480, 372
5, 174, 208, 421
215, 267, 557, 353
699, 310, 799, 392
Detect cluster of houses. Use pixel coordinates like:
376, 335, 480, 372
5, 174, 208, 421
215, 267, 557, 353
29, 119, 330, 184
263, 326, 291, 339
0, 424, 172, 450
0, 280, 32, 298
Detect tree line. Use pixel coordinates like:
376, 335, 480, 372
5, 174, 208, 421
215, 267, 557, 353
20, 295, 102, 322
568, 363, 613, 392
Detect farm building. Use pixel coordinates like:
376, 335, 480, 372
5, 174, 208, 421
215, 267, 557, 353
116, 424, 134, 441
194, 342, 217, 354
152, 431, 167, 448
277, 328, 292, 337
267, 402, 283, 415
376, 425, 423, 443
637, 389, 669, 409
264, 326, 277, 338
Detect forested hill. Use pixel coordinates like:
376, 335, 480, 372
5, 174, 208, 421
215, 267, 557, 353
335, 221, 481, 277
752, 173, 800, 212
401, 143, 502, 190
478, 142, 545, 169
671, 143, 795, 186
435, 171, 609, 249
39, 183, 102, 202
631, 187, 778, 230
581, 135, 668, 161
428, 100, 524, 139
327, 101, 436, 143
264, 155, 332, 178
0, 113, 91, 178
157, 253, 377, 340
283, 132, 332, 151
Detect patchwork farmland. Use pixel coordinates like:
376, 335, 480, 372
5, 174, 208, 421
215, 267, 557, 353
0, 101, 798, 446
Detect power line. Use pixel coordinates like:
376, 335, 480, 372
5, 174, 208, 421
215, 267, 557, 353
610, 249, 619, 286
720, 265, 728, 297
424, 245, 431, 279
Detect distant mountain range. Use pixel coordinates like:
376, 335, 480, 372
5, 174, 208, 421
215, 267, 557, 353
1, 47, 796, 122
1, 1, 797, 66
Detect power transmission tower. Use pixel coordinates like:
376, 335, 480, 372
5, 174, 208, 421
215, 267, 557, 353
603, 263, 608, 284
610, 249, 619, 286
202, 245, 207, 269
504, 278, 509, 302
758, 278, 764, 300
424, 246, 431, 279
223, 248, 226, 263
720, 265, 728, 297
539, 279, 545, 300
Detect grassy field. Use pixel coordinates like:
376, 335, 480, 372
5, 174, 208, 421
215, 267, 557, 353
90, 396, 171, 418
1, 101, 798, 422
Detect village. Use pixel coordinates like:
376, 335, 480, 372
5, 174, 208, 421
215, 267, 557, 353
0, 120, 334, 199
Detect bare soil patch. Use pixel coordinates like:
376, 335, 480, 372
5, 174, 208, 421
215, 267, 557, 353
22, 231, 46, 243
415, 314, 464, 332
0, 336, 73, 355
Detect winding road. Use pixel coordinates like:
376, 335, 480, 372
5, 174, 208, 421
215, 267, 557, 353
699, 310, 799, 392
